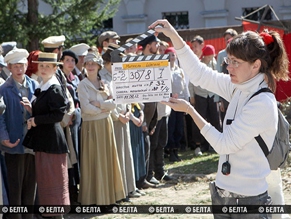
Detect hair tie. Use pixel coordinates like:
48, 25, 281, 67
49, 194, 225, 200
259, 32, 274, 46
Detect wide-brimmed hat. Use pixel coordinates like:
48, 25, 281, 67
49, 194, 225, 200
32, 52, 62, 64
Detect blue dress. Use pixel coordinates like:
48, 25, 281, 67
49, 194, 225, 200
129, 105, 146, 181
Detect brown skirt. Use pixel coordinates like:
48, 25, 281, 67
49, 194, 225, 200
78, 117, 125, 205
35, 152, 70, 208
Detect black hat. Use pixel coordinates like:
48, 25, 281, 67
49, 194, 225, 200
61, 50, 78, 64
138, 35, 160, 48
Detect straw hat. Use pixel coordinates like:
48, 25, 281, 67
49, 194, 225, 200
32, 52, 62, 64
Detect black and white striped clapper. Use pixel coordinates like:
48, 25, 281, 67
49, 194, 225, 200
110, 28, 169, 62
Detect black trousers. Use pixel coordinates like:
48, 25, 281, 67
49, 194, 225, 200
5, 153, 36, 219
147, 116, 168, 180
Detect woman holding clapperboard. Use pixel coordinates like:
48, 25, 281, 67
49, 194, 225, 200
150, 20, 289, 218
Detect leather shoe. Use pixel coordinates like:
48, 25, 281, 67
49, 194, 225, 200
162, 174, 173, 181
142, 179, 157, 189
136, 189, 146, 196
129, 191, 141, 198
149, 177, 160, 185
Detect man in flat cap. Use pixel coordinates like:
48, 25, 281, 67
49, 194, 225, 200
41, 35, 69, 110
41, 35, 65, 61
70, 43, 90, 81
0, 48, 38, 218
98, 31, 120, 54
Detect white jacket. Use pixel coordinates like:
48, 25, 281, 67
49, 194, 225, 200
176, 44, 277, 196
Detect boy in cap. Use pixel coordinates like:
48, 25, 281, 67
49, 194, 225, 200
98, 31, 120, 54
70, 43, 90, 80
0, 48, 38, 219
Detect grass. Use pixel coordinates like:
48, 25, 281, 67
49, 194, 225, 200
164, 149, 219, 175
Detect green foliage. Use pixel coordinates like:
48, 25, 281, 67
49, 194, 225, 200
0, 1, 23, 40
0, 0, 120, 51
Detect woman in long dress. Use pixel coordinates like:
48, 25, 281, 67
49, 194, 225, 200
24, 52, 70, 218
77, 52, 125, 205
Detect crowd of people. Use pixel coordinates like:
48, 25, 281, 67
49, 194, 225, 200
0, 18, 290, 219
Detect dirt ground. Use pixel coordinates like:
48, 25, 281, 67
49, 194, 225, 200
64, 165, 291, 219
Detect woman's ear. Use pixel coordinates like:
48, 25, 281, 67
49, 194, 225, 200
252, 59, 261, 71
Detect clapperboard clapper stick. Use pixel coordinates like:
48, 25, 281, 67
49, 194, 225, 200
110, 27, 167, 63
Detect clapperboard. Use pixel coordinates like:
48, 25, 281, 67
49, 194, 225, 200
110, 28, 172, 104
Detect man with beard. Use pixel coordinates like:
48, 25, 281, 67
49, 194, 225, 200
136, 35, 161, 188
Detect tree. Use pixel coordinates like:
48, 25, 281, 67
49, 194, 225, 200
0, 0, 120, 51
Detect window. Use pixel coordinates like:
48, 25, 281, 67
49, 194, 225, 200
162, 11, 189, 29
242, 7, 272, 21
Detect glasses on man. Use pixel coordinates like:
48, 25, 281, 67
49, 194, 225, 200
224, 57, 245, 68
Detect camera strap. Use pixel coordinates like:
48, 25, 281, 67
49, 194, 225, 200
224, 91, 240, 163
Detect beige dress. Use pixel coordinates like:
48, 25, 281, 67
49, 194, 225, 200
77, 78, 125, 205
111, 104, 136, 195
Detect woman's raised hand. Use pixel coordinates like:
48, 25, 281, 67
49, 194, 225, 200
148, 19, 177, 38
148, 19, 185, 50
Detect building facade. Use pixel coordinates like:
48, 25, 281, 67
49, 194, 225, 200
113, 0, 291, 35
